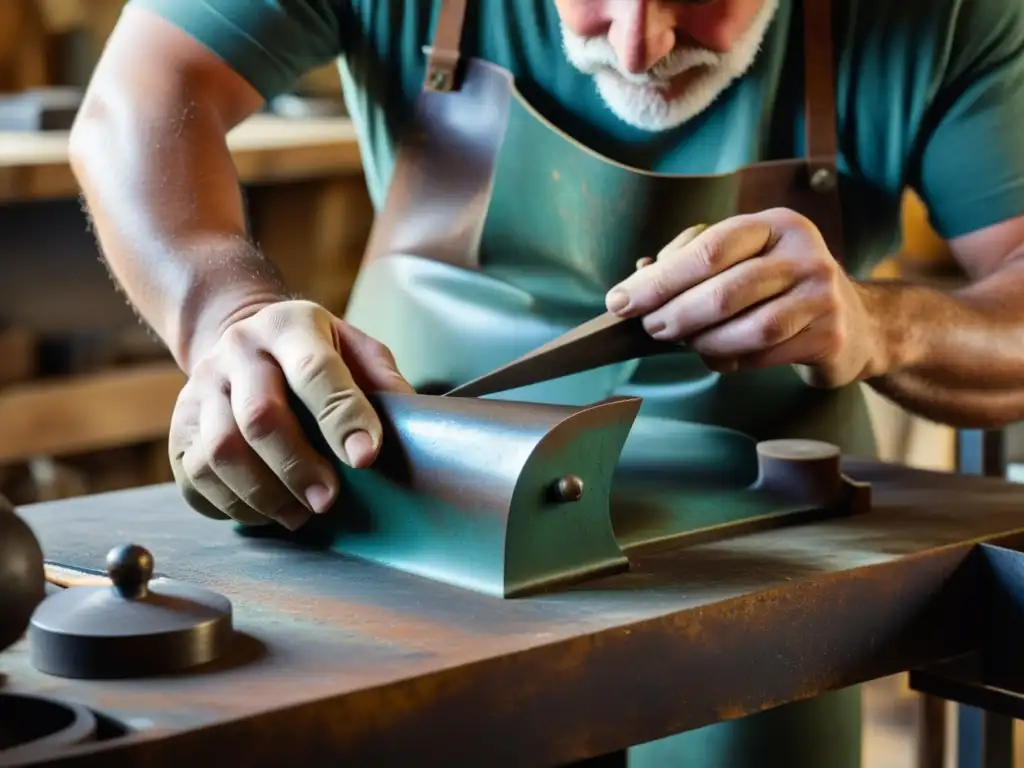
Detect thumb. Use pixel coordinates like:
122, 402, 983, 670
271, 328, 383, 469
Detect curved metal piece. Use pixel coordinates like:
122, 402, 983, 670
272, 393, 641, 597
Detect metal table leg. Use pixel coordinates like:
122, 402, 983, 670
957, 706, 1014, 768
954, 429, 1013, 768
956, 430, 1007, 479
918, 693, 947, 768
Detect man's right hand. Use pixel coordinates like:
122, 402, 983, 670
168, 299, 413, 531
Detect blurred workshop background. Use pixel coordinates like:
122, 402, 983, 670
0, 2, 1019, 766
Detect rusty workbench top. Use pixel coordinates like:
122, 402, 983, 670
3, 459, 1024, 766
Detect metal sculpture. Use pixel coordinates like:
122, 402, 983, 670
260, 393, 642, 597
245, 395, 871, 598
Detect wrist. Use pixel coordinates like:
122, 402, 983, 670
853, 280, 927, 379
180, 286, 290, 374
159, 235, 293, 373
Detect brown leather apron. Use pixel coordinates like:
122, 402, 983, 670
341, 3, 865, 765
361, 0, 844, 269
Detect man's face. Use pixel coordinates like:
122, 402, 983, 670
554, 0, 778, 132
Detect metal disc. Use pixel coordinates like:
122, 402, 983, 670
28, 544, 233, 679
0, 692, 97, 762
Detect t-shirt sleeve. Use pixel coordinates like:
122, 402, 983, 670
907, 0, 1024, 240
128, 0, 348, 101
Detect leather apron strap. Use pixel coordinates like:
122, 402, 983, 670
423, 0, 468, 92
798, 0, 845, 263
801, 0, 840, 184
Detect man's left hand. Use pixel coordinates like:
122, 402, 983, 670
606, 208, 887, 388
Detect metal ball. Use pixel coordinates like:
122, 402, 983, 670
106, 544, 154, 600
554, 475, 585, 503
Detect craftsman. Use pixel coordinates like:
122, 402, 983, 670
70, 0, 1023, 765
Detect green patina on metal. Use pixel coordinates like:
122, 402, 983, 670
502, 397, 641, 595
247, 393, 640, 598
242, 394, 867, 599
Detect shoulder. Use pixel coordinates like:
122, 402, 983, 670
831, 0, 1023, 172
127, 0, 352, 98
838, 0, 1024, 239
835, 0, 1024, 77
344, 0, 556, 60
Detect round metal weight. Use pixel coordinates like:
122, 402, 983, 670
754, 439, 844, 506
28, 544, 233, 679
0, 495, 46, 655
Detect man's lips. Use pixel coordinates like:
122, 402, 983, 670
602, 65, 710, 99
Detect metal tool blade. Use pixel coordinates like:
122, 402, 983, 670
444, 311, 679, 398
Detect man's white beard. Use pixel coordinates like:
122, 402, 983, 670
561, 0, 779, 132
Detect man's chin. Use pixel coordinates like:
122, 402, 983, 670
593, 69, 721, 133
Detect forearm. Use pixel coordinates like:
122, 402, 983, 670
860, 255, 1024, 428
69, 10, 287, 372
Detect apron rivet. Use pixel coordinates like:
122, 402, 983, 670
810, 167, 837, 193
430, 69, 450, 90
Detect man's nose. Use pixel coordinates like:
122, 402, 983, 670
608, 3, 677, 74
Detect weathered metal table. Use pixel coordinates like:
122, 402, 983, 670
5, 458, 1024, 767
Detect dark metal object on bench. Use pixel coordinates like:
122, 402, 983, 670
28, 544, 234, 680
0, 494, 45, 654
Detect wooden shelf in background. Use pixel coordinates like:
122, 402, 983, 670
0, 361, 185, 464
0, 114, 362, 203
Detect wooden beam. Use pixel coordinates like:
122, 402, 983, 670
0, 361, 185, 464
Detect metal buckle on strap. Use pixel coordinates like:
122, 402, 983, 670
422, 45, 460, 92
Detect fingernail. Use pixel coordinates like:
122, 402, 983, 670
646, 319, 667, 338
635, 257, 654, 271
606, 289, 630, 314
344, 430, 376, 467
278, 504, 311, 532
305, 483, 335, 514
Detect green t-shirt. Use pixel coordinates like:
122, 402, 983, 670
133, 0, 1024, 262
